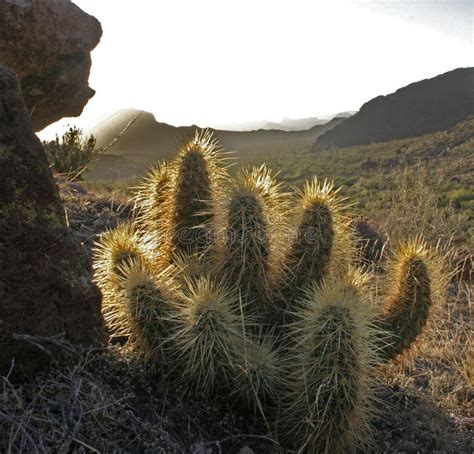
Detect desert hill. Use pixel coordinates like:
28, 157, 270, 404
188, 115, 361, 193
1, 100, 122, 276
313, 67, 474, 150
86, 109, 344, 180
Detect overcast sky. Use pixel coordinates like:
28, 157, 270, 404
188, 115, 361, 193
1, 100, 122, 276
39, 0, 473, 139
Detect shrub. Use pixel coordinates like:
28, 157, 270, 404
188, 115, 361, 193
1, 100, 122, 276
43, 126, 101, 181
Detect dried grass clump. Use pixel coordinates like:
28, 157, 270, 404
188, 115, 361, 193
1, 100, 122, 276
351, 217, 389, 266
0, 347, 276, 453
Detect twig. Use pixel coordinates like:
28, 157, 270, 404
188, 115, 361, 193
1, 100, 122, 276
12, 333, 78, 356
194, 433, 280, 452
70, 111, 144, 182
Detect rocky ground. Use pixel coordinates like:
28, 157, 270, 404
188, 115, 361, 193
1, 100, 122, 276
1, 184, 472, 453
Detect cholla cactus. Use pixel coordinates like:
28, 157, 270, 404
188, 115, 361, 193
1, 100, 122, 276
93, 131, 446, 452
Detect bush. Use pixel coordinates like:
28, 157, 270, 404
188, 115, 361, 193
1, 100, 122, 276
447, 188, 474, 208
43, 126, 101, 181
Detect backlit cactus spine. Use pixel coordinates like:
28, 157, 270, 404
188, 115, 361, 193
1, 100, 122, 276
93, 131, 446, 452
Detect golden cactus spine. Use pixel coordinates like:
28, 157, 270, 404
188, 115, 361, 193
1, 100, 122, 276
230, 335, 284, 415
281, 276, 379, 454
218, 165, 288, 317
171, 276, 248, 395
93, 223, 149, 339
377, 237, 446, 361
115, 259, 178, 364
91, 131, 450, 453
281, 178, 351, 305
161, 130, 228, 262
133, 161, 171, 237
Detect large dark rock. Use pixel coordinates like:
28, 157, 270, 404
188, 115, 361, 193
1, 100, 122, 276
0, 0, 102, 131
313, 68, 474, 150
0, 61, 104, 377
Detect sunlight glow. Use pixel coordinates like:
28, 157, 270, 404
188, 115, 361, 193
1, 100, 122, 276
38, 0, 473, 139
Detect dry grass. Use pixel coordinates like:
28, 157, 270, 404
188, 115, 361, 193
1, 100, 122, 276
374, 281, 473, 453
0, 346, 277, 453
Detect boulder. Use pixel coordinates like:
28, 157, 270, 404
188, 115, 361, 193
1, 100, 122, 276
0, 60, 104, 378
351, 217, 388, 266
0, 0, 102, 131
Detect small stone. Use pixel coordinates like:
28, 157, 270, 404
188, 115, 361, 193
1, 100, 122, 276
238, 447, 255, 454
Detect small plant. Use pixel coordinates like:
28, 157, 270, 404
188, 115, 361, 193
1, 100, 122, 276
43, 126, 101, 180
94, 131, 447, 452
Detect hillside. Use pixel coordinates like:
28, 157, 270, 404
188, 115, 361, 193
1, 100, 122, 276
86, 109, 344, 180
313, 67, 474, 150
240, 116, 474, 244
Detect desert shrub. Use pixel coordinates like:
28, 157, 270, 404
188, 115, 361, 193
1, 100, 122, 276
43, 126, 101, 181
364, 166, 470, 247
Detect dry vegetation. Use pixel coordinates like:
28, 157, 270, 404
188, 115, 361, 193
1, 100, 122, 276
1, 130, 472, 453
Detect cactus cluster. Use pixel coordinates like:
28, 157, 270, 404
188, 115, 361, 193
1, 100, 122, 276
94, 131, 446, 452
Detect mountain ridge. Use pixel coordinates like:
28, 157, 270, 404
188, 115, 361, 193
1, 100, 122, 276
313, 67, 474, 150
87, 110, 345, 180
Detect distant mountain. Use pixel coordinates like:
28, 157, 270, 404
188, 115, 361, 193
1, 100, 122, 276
313, 68, 474, 150
329, 111, 358, 119
213, 117, 327, 131
203, 112, 356, 132
87, 109, 345, 180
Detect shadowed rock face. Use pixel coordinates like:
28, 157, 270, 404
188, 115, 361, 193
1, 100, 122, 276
0, 0, 102, 131
0, 61, 104, 377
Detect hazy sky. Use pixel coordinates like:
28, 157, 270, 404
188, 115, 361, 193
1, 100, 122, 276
39, 0, 473, 139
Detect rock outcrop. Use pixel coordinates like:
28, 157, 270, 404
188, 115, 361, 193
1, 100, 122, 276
0, 0, 102, 131
313, 67, 474, 150
0, 61, 104, 377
